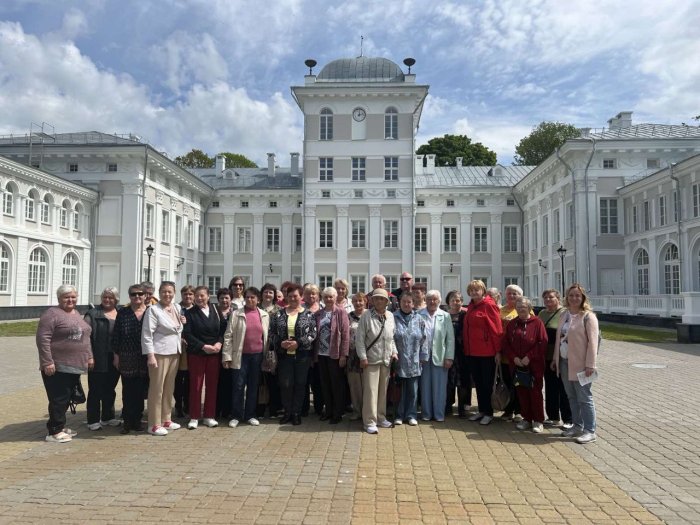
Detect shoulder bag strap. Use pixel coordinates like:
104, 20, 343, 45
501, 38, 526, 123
365, 315, 386, 352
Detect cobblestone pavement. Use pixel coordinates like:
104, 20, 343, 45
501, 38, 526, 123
0, 336, 697, 524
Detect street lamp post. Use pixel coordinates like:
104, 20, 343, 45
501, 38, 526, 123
146, 244, 154, 282
557, 245, 566, 296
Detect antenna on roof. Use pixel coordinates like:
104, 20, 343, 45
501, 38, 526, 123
304, 59, 317, 75
403, 57, 415, 74
359, 35, 364, 57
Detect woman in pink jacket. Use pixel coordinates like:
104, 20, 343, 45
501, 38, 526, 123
553, 284, 599, 445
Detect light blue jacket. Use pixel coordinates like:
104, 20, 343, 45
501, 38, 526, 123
393, 309, 427, 378
419, 308, 455, 366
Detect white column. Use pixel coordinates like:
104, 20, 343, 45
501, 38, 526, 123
168, 202, 177, 281
430, 213, 441, 290
336, 206, 348, 278
460, 212, 472, 291
51, 203, 60, 235
223, 214, 235, 279
192, 211, 201, 284
52, 242, 63, 294
253, 213, 264, 286
303, 206, 316, 282
152, 190, 163, 285
15, 195, 25, 228
369, 205, 381, 274
15, 237, 28, 306
401, 205, 412, 273
681, 224, 691, 293
282, 215, 293, 279
491, 212, 502, 290
121, 183, 144, 288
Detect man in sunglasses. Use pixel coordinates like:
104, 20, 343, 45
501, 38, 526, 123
393, 272, 413, 300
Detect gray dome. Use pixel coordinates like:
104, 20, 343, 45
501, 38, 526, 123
316, 57, 405, 83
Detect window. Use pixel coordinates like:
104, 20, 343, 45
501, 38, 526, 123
600, 198, 618, 234
241, 201, 249, 208
62, 252, 78, 286
318, 275, 334, 290
0, 243, 10, 292
267, 227, 280, 252
659, 195, 667, 226
384, 156, 398, 181
320, 108, 333, 140
208, 227, 222, 252
319, 221, 333, 249
207, 276, 222, 294
506, 198, 515, 207
187, 220, 194, 248
415, 227, 427, 252
160, 211, 170, 242
503, 226, 518, 252
322, 190, 331, 199
414, 277, 428, 286
383, 220, 398, 248
60, 201, 70, 229
476, 199, 485, 207
354, 190, 363, 198
643, 201, 651, 231
28, 248, 47, 293
473, 277, 488, 288
350, 275, 366, 295
68, 163, 78, 173
663, 244, 680, 295
352, 157, 366, 181
269, 201, 277, 208
145, 204, 154, 238
603, 158, 616, 169
107, 163, 118, 172
417, 200, 425, 207
443, 227, 457, 252
504, 277, 519, 287
386, 189, 396, 199
385, 107, 398, 139
295, 227, 303, 252
237, 227, 251, 253
351, 220, 366, 248
447, 199, 455, 207
553, 208, 560, 243
297, 201, 303, 208
73, 208, 80, 231
636, 249, 649, 295
175, 216, 182, 244
40, 195, 51, 224
211, 201, 219, 208
673, 191, 679, 222
566, 203, 574, 239
542, 215, 549, 246
318, 158, 334, 182
386, 275, 398, 291
693, 184, 700, 218
646, 158, 660, 169
2, 184, 13, 216
532, 220, 538, 250
632, 205, 638, 233
25, 192, 36, 221
474, 227, 488, 252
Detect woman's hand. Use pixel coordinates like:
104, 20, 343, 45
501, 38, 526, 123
338, 356, 347, 368
213, 342, 222, 352
147, 354, 158, 368
222, 361, 232, 369
180, 315, 187, 324
550, 360, 558, 374
494, 352, 501, 364
43, 364, 56, 376
521, 356, 530, 367
113, 354, 120, 370
443, 359, 453, 369
87, 358, 95, 371
281, 339, 298, 351
584, 367, 595, 377
513, 357, 522, 367
359, 358, 368, 369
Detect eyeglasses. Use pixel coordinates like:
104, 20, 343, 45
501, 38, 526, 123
400, 278, 412, 282
233, 283, 244, 287
129, 292, 145, 297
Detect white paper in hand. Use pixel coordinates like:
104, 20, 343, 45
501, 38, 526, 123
577, 369, 598, 386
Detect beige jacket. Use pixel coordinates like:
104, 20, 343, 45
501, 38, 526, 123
221, 307, 270, 370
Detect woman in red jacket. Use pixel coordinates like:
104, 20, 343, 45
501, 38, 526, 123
462, 279, 503, 425
502, 297, 547, 433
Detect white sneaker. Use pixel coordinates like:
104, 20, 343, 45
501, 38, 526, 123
468, 413, 484, 422
561, 422, 574, 430
202, 418, 218, 428
228, 419, 239, 428
379, 420, 392, 428
366, 425, 378, 434
247, 418, 260, 426
100, 418, 121, 427
393, 419, 403, 426
63, 428, 78, 437
516, 420, 530, 431
148, 425, 168, 436
561, 426, 582, 438
532, 422, 544, 433
575, 432, 597, 444
87, 422, 102, 431
163, 421, 180, 430
46, 431, 72, 443
187, 419, 199, 430
408, 418, 418, 426
479, 415, 493, 425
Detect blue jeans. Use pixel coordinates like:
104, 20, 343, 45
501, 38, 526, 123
420, 361, 448, 421
559, 358, 596, 433
231, 352, 263, 421
397, 376, 419, 421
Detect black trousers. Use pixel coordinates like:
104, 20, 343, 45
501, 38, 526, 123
174, 370, 190, 416
216, 365, 232, 418
278, 353, 310, 417
121, 375, 147, 427
86, 362, 120, 424
41, 371, 78, 435
501, 363, 520, 415
318, 355, 345, 420
306, 362, 324, 415
469, 356, 496, 416
544, 360, 572, 423
448, 351, 472, 414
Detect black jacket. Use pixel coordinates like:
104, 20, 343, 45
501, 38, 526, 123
183, 303, 225, 356
84, 306, 119, 373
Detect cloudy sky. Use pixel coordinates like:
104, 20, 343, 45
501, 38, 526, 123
1, 0, 698, 166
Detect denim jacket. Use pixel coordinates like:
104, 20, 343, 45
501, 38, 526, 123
393, 309, 427, 378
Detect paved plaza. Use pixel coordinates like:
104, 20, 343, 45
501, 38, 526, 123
0, 337, 698, 524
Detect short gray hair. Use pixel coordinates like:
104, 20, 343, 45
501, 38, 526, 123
101, 286, 120, 303
426, 289, 442, 302
322, 286, 337, 299
515, 296, 532, 309
56, 284, 77, 300
505, 284, 523, 296
370, 273, 386, 285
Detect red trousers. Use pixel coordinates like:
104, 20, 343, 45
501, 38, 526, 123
188, 353, 220, 419
516, 375, 544, 423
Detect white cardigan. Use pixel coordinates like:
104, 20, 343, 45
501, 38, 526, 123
141, 302, 183, 356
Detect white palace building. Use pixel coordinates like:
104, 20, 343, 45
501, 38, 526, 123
1, 55, 699, 332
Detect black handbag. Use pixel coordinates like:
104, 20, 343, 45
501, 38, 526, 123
68, 378, 86, 414
513, 367, 534, 389
491, 365, 511, 412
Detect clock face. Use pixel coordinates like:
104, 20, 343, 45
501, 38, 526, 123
353, 108, 366, 122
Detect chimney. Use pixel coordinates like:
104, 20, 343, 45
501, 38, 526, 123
215, 155, 226, 177
456, 157, 463, 168
415, 155, 424, 175
290, 152, 300, 177
267, 153, 276, 178
608, 111, 633, 130
579, 127, 591, 138
426, 154, 436, 174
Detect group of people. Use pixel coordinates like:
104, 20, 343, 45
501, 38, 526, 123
36, 272, 599, 445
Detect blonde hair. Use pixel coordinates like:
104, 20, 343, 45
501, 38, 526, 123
466, 279, 486, 295
564, 283, 593, 312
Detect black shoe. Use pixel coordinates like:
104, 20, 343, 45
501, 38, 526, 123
292, 415, 302, 426
280, 415, 292, 425
120, 423, 131, 435
319, 414, 330, 421
329, 417, 342, 424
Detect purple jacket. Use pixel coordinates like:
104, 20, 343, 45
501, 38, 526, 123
313, 305, 350, 360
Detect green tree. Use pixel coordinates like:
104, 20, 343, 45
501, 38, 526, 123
174, 148, 214, 168
416, 134, 496, 166
513, 122, 581, 166
217, 152, 258, 168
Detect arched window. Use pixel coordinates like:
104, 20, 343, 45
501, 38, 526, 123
73, 204, 81, 231
28, 248, 47, 293
62, 252, 78, 286
635, 249, 649, 295
25, 189, 39, 221
663, 244, 680, 294
0, 243, 10, 292
60, 200, 70, 228
41, 194, 52, 224
2, 183, 15, 216
385, 107, 398, 139
320, 108, 333, 141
